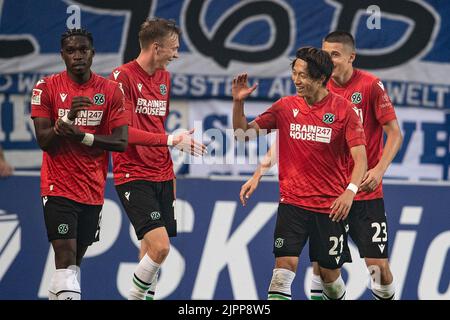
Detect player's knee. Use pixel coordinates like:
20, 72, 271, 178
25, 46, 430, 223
150, 241, 170, 261
54, 249, 77, 268
319, 267, 340, 283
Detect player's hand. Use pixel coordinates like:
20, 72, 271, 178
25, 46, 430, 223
0, 158, 13, 178
360, 167, 383, 193
54, 119, 84, 141
329, 190, 355, 222
239, 176, 261, 206
172, 129, 207, 157
68, 96, 92, 120
232, 73, 258, 101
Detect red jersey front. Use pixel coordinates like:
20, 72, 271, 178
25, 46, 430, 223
31, 71, 127, 205
255, 92, 366, 214
328, 69, 397, 200
110, 61, 174, 185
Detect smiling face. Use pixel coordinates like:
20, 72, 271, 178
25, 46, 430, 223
154, 32, 179, 69
322, 41, 355, 79
61, 35, 94, 78
291, 58, 324, 99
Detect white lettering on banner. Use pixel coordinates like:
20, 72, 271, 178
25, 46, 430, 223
192, 201, 278, 299
171, 74, 259, 98
418, 231, 450, 300
19, 74, 42, 93
10, 95, 34, 141
386, 82, 450, 108
38, 199, 122, 298
135, 99, 167, 116
289, 123, 332, 143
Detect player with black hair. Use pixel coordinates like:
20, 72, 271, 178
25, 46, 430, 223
31, 28, 128, 300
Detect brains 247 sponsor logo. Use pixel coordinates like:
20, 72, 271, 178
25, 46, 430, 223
289, 123, 332, 143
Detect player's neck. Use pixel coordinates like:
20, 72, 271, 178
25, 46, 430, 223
332, 67, 354, 87
67, 70, 91, 85
304, 87, 328, 106
136, 53, 157, 76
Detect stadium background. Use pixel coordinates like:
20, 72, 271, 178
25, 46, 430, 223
0, 0, 449, 299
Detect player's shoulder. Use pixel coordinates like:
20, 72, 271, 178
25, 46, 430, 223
34, 72, 64, 89
328, 91, 350, 106
278, 95, 298, 105
95, 73, 120, 91
328, 91, 355, 114
111, 61, 135, 79
355, 68, 379, 85
154, 68, 171, 81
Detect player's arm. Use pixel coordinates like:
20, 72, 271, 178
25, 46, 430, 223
33, 117, 60, 152
88, 125, 128, 152
54, 119, 128, 152
240, 142, 277, 206
128, 127, 206, 157
31, 82, 64, 152
330, 145, 367, 221
360, 119, 402, 192
232, 73, 261, 140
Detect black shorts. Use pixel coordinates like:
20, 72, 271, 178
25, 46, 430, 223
348, 199, 389, 259
116, 179, 176, 240
273, 203, 352, 269
42, 196, 102, 246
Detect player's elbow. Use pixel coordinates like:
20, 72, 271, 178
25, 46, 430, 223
36, 137, 52, 152
114, 138, 128, 152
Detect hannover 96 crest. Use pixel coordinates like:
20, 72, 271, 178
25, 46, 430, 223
351, 92, 362, 104
159, 84, 167, 95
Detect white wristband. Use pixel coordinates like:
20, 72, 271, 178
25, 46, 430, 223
81, 133, 94, 147
346, 183, 358, 194
167, 134, 174, 146
61, 114, 74, 125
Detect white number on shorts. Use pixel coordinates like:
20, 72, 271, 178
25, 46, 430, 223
371, 222, 387, 242
329, 235, 344, 256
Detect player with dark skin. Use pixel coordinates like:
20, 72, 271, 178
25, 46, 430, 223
33, 33, 127, 270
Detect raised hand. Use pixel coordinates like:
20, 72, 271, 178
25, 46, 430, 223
68, 96, 92, 120
232, 73, 258, 101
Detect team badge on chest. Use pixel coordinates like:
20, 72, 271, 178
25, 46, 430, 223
93, 93, 105, 105
159, 84, 167, 95
322, 113, 335, 124
351, 92, 362, 104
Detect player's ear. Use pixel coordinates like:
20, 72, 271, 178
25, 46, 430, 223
348, 51, 356, 64
91, 47, 95, 57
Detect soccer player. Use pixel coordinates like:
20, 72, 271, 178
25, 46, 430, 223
31, 28, 128, 300
233, 47, 367, 300
110, 18, 205, 300
241, 31, 402, 300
